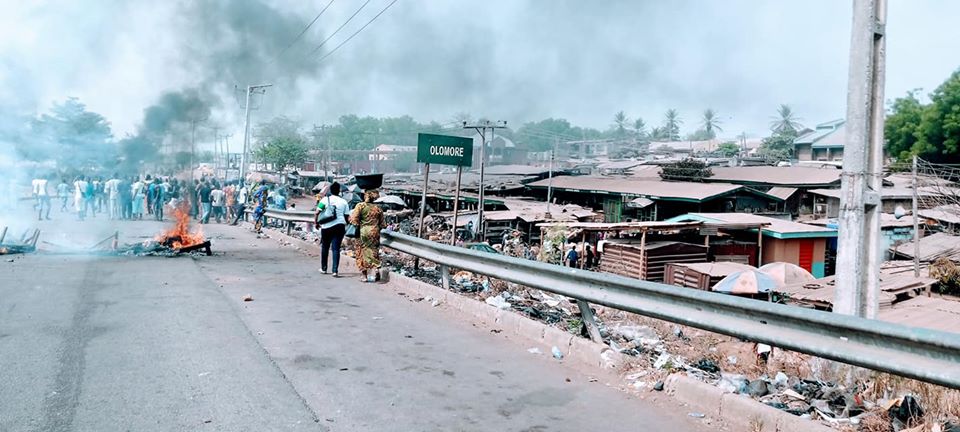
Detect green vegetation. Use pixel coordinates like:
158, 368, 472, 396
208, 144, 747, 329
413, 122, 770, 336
886, 69, 960, 163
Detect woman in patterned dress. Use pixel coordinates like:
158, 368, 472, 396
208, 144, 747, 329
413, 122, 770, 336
349, 189, 386, 282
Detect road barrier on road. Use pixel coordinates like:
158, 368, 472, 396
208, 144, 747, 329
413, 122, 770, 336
380, 229, 960, 390
248, 208, 317, 235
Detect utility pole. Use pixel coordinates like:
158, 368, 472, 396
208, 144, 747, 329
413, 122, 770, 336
239, 84, 272, 187
190, 117, 208, 180
834, 0, 886, 319
912, 155, 920, 277
463, 119, 507, 241
313, 125, 331, 180
546, 137, 557, 216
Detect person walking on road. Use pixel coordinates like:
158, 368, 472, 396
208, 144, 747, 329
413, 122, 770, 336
73, 176, 86, 220
210, 182, 225, 223
199, 180, 213, 224
56, 178, 69, 212
314, 182, 349, 277
153, 178, 167, 221
251, 181, 269, 233
132, 176, 145, 219
231, 183, 248, 225
349, 189, 386, 283
32, 174, 51, 221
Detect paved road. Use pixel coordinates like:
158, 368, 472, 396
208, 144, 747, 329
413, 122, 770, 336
0, 216, 707, 431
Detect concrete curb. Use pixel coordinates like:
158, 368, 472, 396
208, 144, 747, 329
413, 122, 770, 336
665, 374, 834, 432
261, 225, 835, 432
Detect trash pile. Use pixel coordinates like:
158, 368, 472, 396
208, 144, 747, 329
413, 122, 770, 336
605, 312, 960, 430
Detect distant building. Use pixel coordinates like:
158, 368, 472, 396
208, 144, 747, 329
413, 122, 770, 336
370, 144, 416, 161
793, 119, 845, 162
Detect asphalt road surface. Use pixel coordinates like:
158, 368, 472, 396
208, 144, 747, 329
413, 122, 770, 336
0, 214, 707, 431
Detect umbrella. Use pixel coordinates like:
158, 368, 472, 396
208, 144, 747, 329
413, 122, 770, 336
374, 195, 406, 207
712, 270, 780, 294
312, 181, 332, 193
758, 262, 815, 286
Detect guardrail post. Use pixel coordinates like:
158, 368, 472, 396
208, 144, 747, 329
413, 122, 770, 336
576, 300, 603, 343
440, 264, 450, 290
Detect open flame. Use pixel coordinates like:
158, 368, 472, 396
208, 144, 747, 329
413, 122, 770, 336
155, 202, 204, 249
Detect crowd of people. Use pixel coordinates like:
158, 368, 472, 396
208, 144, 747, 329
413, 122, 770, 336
25, 172, 292, 225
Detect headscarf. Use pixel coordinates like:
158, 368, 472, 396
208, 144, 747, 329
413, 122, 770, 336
364, 188, 380, 203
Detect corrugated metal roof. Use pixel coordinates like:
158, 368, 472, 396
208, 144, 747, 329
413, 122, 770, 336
708, 167, 841, 186
794, 119, 845, 147
674, 262, 756, 277
767, 187, 799, 200
597, 160, 644, 170
809, 187, 944, 200
478, 165, 550, 176
891, 232, 960, 261
877, 296, 960, 334
672, 213, 837, 238
919, 204, 960, 225
526, 176, 747, 202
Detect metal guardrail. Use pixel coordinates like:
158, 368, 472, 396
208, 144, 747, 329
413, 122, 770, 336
380, 230, 960, 390
246, 208, 317, 234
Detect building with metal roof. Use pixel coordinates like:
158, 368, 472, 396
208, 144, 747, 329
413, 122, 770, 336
705, 166, 841, 188
525, 176, 784, 222
667, 212, 837, 277
793, 119, 845, 162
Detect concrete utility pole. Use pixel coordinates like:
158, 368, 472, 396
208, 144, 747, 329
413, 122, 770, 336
546, 137, 557, 216
239, 84, 272, 187
834, 0, 886, 319
463, 120, 507, 241
912, 155, 920, 277
313, 125, 331, 180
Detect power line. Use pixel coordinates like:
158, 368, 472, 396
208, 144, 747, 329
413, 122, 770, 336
308, 0, 374, 56
277, 0, 337, 58
315, 0, 400, 64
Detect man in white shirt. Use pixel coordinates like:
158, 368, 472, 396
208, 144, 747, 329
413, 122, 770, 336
56, 178, 70, 212
32, 174, 51, 220
73, 176, 89, 221
230, 184, 249, 225
314, 182, 350, 276
106, 173, 121, 220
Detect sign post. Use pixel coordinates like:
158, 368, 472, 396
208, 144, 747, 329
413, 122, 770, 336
415, 133, 474, 267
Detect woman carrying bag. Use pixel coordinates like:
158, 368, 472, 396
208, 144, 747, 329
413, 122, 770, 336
348, 189, 386, 283
314, 182, 350, 277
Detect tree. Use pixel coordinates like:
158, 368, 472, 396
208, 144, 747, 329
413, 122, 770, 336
884, 90, 927, 161
662, 109, 682, 141
770, 104, 803, 135
885, 69, 960, 164
613, 111, 630, 138
659, 158, 712, 182
701, 108, 723, 139
30, 97, 114, 171
759, 133, 795, 161
717, 142, 740, 157
254, 135, 309, 173
633, 118, 648, 142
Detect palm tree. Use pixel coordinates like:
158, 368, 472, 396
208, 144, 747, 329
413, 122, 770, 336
701, 109, 723, 139
664, 109, 682, 141
770, 104, 803, 135
633, 117, 647, 139
613, 111, 629, 137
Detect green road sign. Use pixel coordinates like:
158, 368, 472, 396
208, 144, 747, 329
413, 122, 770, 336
417, 133, 473, 167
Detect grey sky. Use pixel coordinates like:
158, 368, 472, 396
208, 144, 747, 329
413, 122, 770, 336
1, 0, 958, 148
